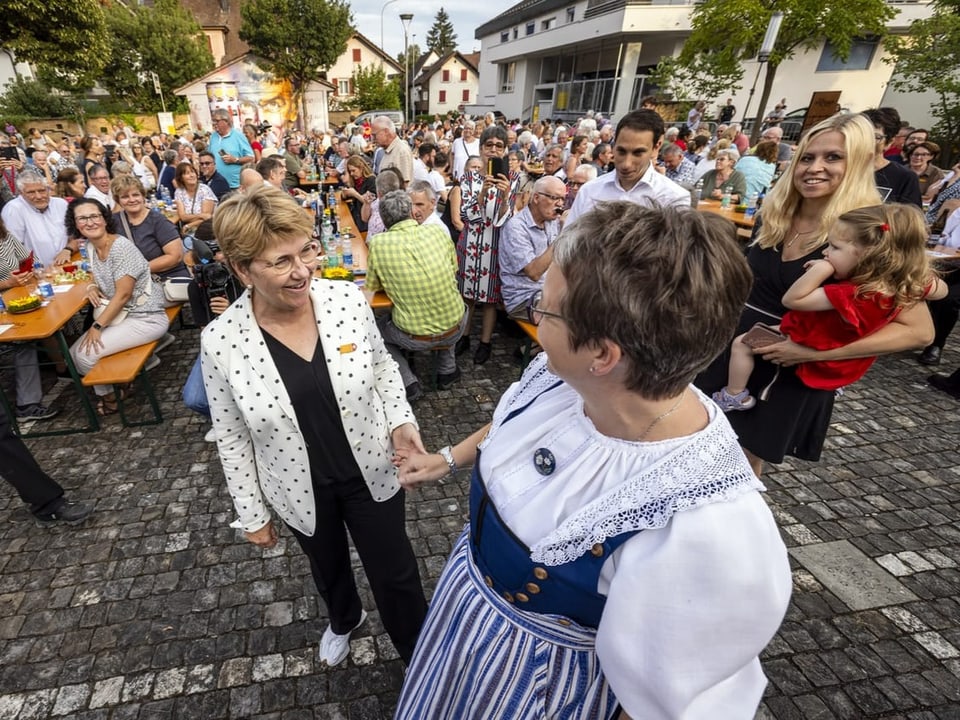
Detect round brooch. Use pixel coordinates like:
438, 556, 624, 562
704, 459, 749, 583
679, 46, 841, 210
533, 448, 556, 476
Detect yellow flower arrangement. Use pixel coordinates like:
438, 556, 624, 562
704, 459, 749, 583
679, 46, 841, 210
321, 267, 355, 282
7, 295, 42, 313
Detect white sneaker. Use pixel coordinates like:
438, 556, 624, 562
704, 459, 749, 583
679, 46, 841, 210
318, 610, 367, 667
204, 427, 216, 442
155, 333, 176, 353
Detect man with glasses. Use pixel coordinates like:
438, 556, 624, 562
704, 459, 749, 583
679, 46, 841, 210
563, 164, 597, 215
207, 110, 254, 189
372, 116, 413, 186
198, 150, 230, 200
366, 191, 467, 401
660, 143, 696, 187
84, 164, 114, 209
499, 176, 565, 320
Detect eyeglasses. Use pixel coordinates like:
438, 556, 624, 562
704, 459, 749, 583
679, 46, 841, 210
565, 180, 584, 188
912, 152, 932, 158
76, 214, 104, 225
258, 242, 321, 274
528, 290, 566, 326
199, 160, 214, 166
536, 191, 566, 203
483, 141, 505, 150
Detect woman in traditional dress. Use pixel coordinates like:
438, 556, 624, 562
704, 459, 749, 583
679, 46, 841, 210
394, 202, 792, 719
455, 125, 519, 365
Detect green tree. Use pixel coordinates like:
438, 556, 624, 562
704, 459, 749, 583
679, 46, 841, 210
100, 0, 214, 112
885, 2, 960, 158
0, 77, 81, 120
662, 0, 895, 141
2, 0, 109, 91
241, 0, 353, 131
349, 64, 401, 111
425, 8, 458, 56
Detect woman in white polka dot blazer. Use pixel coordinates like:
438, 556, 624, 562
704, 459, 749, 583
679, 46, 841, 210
201, 186, 428, 667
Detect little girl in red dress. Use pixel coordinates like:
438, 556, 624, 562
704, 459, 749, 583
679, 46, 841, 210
715, 203, 948, 411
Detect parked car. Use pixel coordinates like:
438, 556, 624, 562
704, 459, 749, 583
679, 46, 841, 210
353, 110, 405, 128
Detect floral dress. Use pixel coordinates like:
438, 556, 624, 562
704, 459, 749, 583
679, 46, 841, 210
457, 170, 520, 304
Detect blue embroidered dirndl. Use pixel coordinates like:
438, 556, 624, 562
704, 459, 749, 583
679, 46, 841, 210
394, 384, 634, 720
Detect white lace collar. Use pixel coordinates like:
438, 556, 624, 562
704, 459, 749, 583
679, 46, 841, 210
496, 355, 764, 566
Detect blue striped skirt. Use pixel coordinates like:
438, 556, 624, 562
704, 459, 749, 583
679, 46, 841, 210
394, 529, 619, 719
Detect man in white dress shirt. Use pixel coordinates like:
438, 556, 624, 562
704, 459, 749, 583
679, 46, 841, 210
84, 164, 114, 209
2, 169, 73, 267
566, 109, 690, 226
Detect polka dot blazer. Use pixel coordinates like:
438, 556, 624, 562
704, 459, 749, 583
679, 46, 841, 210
200, 279, 417, 536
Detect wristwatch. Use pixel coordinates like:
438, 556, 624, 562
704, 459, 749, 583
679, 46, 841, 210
92, 322, 103, 331
438, 445, 457, 477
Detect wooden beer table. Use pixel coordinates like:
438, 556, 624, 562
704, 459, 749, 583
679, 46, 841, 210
0, 282, 100, 436
308, 196, 392, 309
697, 199, 757, 230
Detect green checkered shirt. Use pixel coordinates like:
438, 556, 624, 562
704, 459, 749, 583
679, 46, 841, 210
366, 218, 463, 334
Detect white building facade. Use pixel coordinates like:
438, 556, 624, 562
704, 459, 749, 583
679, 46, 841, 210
468, 0, 934, 124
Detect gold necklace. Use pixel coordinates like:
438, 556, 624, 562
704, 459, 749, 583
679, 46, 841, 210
786, 228, 817, 248
637, 390, 686, 442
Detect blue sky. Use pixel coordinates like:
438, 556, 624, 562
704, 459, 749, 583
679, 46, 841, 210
351, 0, 517, 60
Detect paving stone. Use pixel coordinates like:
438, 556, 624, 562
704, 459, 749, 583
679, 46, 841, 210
50, 683, 90, 716
89, 676, 123, 708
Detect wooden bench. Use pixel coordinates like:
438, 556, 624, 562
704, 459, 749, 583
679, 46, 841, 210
516, 319, 540, 374
81, 305, 182, 427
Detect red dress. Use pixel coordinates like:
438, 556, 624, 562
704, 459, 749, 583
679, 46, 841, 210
779, 283, 897, 391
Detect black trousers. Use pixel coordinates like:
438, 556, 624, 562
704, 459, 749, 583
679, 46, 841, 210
0, 409, 64, 515
929, 266, 960, 349
288, 476, 427, 664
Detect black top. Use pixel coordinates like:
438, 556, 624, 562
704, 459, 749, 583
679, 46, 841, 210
261, 330, 363, 485
203, 171, 231, 200
875, 162, 922, 207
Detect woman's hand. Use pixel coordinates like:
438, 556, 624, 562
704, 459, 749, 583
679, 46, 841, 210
398, 451, 450, 489
244, 520, 278, 548
758, 337, 816, 367
86, 285, 105, 305
78, 327, 104, 355
8, 270, 32, 287
392, 423, 426, 457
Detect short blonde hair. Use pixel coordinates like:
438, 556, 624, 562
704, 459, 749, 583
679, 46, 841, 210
213, 184, 312, 268
756, 113, 880, 251
111, 174, 145, 201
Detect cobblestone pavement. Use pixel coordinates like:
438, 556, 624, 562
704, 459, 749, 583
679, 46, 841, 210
2, 318, 960, 719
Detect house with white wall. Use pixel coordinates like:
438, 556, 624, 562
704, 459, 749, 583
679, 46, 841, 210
324, 33, 404, 110
468, 0, 934, 124
413, 52, 480, 117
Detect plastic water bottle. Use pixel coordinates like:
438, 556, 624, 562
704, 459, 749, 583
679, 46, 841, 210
691, 179, 703, 209
79, 241, 88, 261
0, 294, 6, 314
342, 237, 353, 269
327, 190, 336, 212
33, 259, 44, 280
745, 193, 759, 219
160, 185, 172, 205
721, 186, 732, 209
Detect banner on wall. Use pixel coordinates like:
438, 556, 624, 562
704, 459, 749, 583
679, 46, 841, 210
157, 112, 176, 135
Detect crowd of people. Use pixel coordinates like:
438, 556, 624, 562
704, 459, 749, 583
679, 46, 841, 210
0, 96, 956, 717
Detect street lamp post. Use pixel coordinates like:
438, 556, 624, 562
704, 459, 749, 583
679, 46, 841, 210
742, 11, 784, 144
400, 13, 413, 122
380, 0, 399, 65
